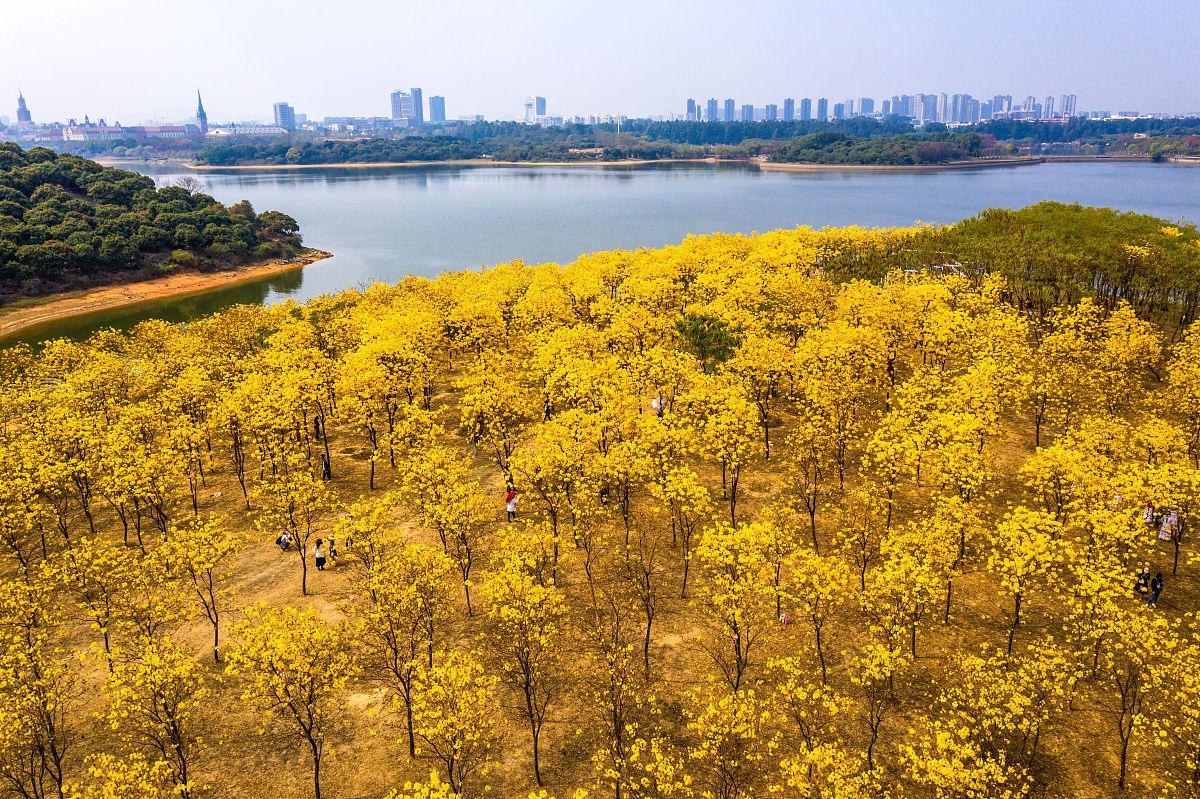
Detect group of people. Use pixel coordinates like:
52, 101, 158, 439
275, 529, 339, 572
1143, 502, 1183, 541
1133, 502, 1181, 610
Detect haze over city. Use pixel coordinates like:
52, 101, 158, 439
2, 0, 1198, 123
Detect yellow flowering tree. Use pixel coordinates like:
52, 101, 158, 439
482, 555, 567, 785
103, 635, 208, 799
225, 606, 360, 799
411, 650, 500, 797
361, 542, 455, 757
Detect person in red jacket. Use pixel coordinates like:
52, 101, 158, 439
505, 487, 519, 522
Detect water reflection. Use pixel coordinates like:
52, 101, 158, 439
3, 267, 306, 348
11, 160, 1200, 345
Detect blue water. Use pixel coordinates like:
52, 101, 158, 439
8, 160, 1199, 344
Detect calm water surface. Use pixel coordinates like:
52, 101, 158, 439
9, 160, 1200, 344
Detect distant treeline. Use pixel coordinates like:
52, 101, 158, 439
974, 117, 1200, 142
196, 137, 695, 166
771, 131, 993, 165
0, 144, 304, 298
597, 116, 918, 144
187, 117, 1200, 167
818, 202, 1200, 324
194, 119, 927, 166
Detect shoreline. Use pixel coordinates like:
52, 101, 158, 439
163, 154, 1178, 173
186, 157, 728, 171
760, 156, 1044, 172
0, 248, 331, 342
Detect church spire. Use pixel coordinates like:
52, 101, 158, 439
195, 89, 208, 135
16, 90, 32, 125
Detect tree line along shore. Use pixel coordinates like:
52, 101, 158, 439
42, 116, 1197, 168
0, 144, 307, 306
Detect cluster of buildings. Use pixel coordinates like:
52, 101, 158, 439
683, 92, 1085, 125
3, 87, 1190, 146
2, 90, 207, 144
266, 88, 448, 135
0, 91, 295, 144
0, 88, 458, 144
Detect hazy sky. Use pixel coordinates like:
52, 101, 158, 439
2, 0, 1197, 124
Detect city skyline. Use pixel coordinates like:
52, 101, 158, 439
1, 0, 1197, 122
12, 84, 1191, 135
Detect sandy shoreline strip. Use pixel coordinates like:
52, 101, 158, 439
760, 156, 1045, 172
186, 157, 728, 171
186, 155, 1054, 173
0, 249, 331, 342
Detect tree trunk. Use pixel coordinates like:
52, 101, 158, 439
1007, 592, 1022, 654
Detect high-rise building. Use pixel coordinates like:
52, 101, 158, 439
833, 102, 846, 119
195, 90, 208, 135
799, 98, 812, 121
686, 98, 697, 121
913, 94, 938, 123
936, 93, 948, 123
816, 98, 828, 121
411, 88, 424, 124
706, 98, 718, 122
765, 103, 779, 121
273, 102, 296, 131
429, 95, 446, 123
844, 99, 854, 117
991, 95, 1012, 115
783, 98, 795, 122
922, 94, 939, 122
535, 96, 546, 116
392, 90, 416, 122
1060, 94, 1077, 118
15, 91, 31, 125
1043, 96, 1055, 119
740, 104, 754, 122
724, 98, 735, 122
1024, 95, 1038, 112
881, 99, 891, 115
981, 100, 993, 120
859, 97, 874, 115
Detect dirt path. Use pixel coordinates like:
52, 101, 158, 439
0, 249, 331, 342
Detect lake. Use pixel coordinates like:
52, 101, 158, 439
8, 160, 1200, 344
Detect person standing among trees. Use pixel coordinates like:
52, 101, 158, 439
1135, 565, 1151, 596
1160, 510, 1180, 541
505, 487, 519, 522
1147, 572, 1164, 608
314, 539, 327, 572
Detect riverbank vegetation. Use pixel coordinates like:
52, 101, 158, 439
3, 203, 1200, 799
770, 130, 997, 165
195, 123, 1001, 167
0, 144, 304, 302
190, 117, 1200, 168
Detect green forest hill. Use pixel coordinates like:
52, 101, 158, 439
0, 144, 306, 302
